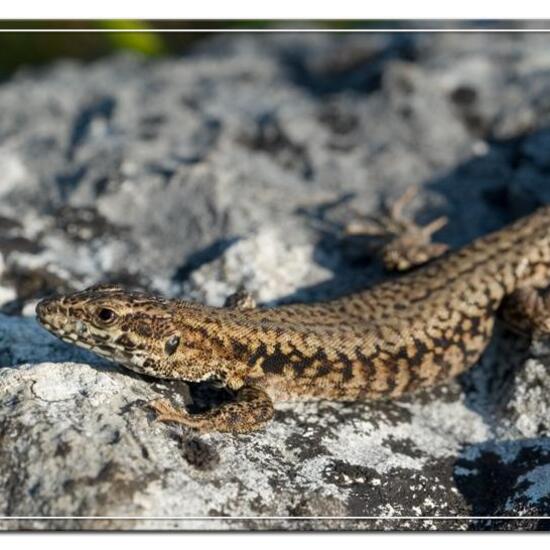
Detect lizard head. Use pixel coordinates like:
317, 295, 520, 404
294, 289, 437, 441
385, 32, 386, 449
36, 284, 190, 378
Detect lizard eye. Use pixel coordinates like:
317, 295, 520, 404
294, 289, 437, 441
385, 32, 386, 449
96, 307, 117, 325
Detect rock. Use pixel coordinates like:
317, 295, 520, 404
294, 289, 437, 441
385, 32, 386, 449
1, 31, 550, 530
183, 228, 337, 307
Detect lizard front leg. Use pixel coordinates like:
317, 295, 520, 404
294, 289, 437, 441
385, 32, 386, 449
346, 185, 449, 271
500, 287, 550, 338
223, 289, 257, 310
149, 385, 274, 433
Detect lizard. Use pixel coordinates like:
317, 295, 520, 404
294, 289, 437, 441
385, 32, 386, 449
35, 187, 550, 433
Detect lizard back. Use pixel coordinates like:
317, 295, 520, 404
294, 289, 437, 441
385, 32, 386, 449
36, 205, 550, 402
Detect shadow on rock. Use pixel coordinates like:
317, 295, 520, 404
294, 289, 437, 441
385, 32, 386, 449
0, 313, 112, 369
172, 236, 240, 283
457, 324, 533, 429
454, 437, 550, 520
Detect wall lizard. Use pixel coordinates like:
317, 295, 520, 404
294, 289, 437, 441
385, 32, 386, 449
35, 189, 550, 433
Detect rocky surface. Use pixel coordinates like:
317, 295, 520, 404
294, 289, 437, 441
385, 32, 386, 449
1, 31, 550, 530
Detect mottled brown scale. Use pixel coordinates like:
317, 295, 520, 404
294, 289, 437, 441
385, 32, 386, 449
35, 203, 550, 433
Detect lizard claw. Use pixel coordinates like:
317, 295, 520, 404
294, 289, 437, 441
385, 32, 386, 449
148, 398, 195, 425
388, 184, 419, 222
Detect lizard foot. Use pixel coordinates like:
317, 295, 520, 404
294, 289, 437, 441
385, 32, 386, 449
346, 185, 449, 271
148, 386, 274, 433
500, 287, 550, 338
148, 398, 198, 426
223, 289, 257, 310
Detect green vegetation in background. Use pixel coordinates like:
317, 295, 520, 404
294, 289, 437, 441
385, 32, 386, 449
0, 20, 379, 77
0, 20, 180, 77
97, 20, 167, 56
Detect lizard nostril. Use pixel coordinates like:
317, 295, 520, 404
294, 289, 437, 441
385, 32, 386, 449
36, 298, 51, 319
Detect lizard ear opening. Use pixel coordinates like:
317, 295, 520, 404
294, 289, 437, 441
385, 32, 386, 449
165, 335, 180, 356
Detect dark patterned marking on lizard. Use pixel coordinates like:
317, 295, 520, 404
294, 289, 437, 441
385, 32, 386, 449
115, 334, 136, 349
165, 335, 180, 356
